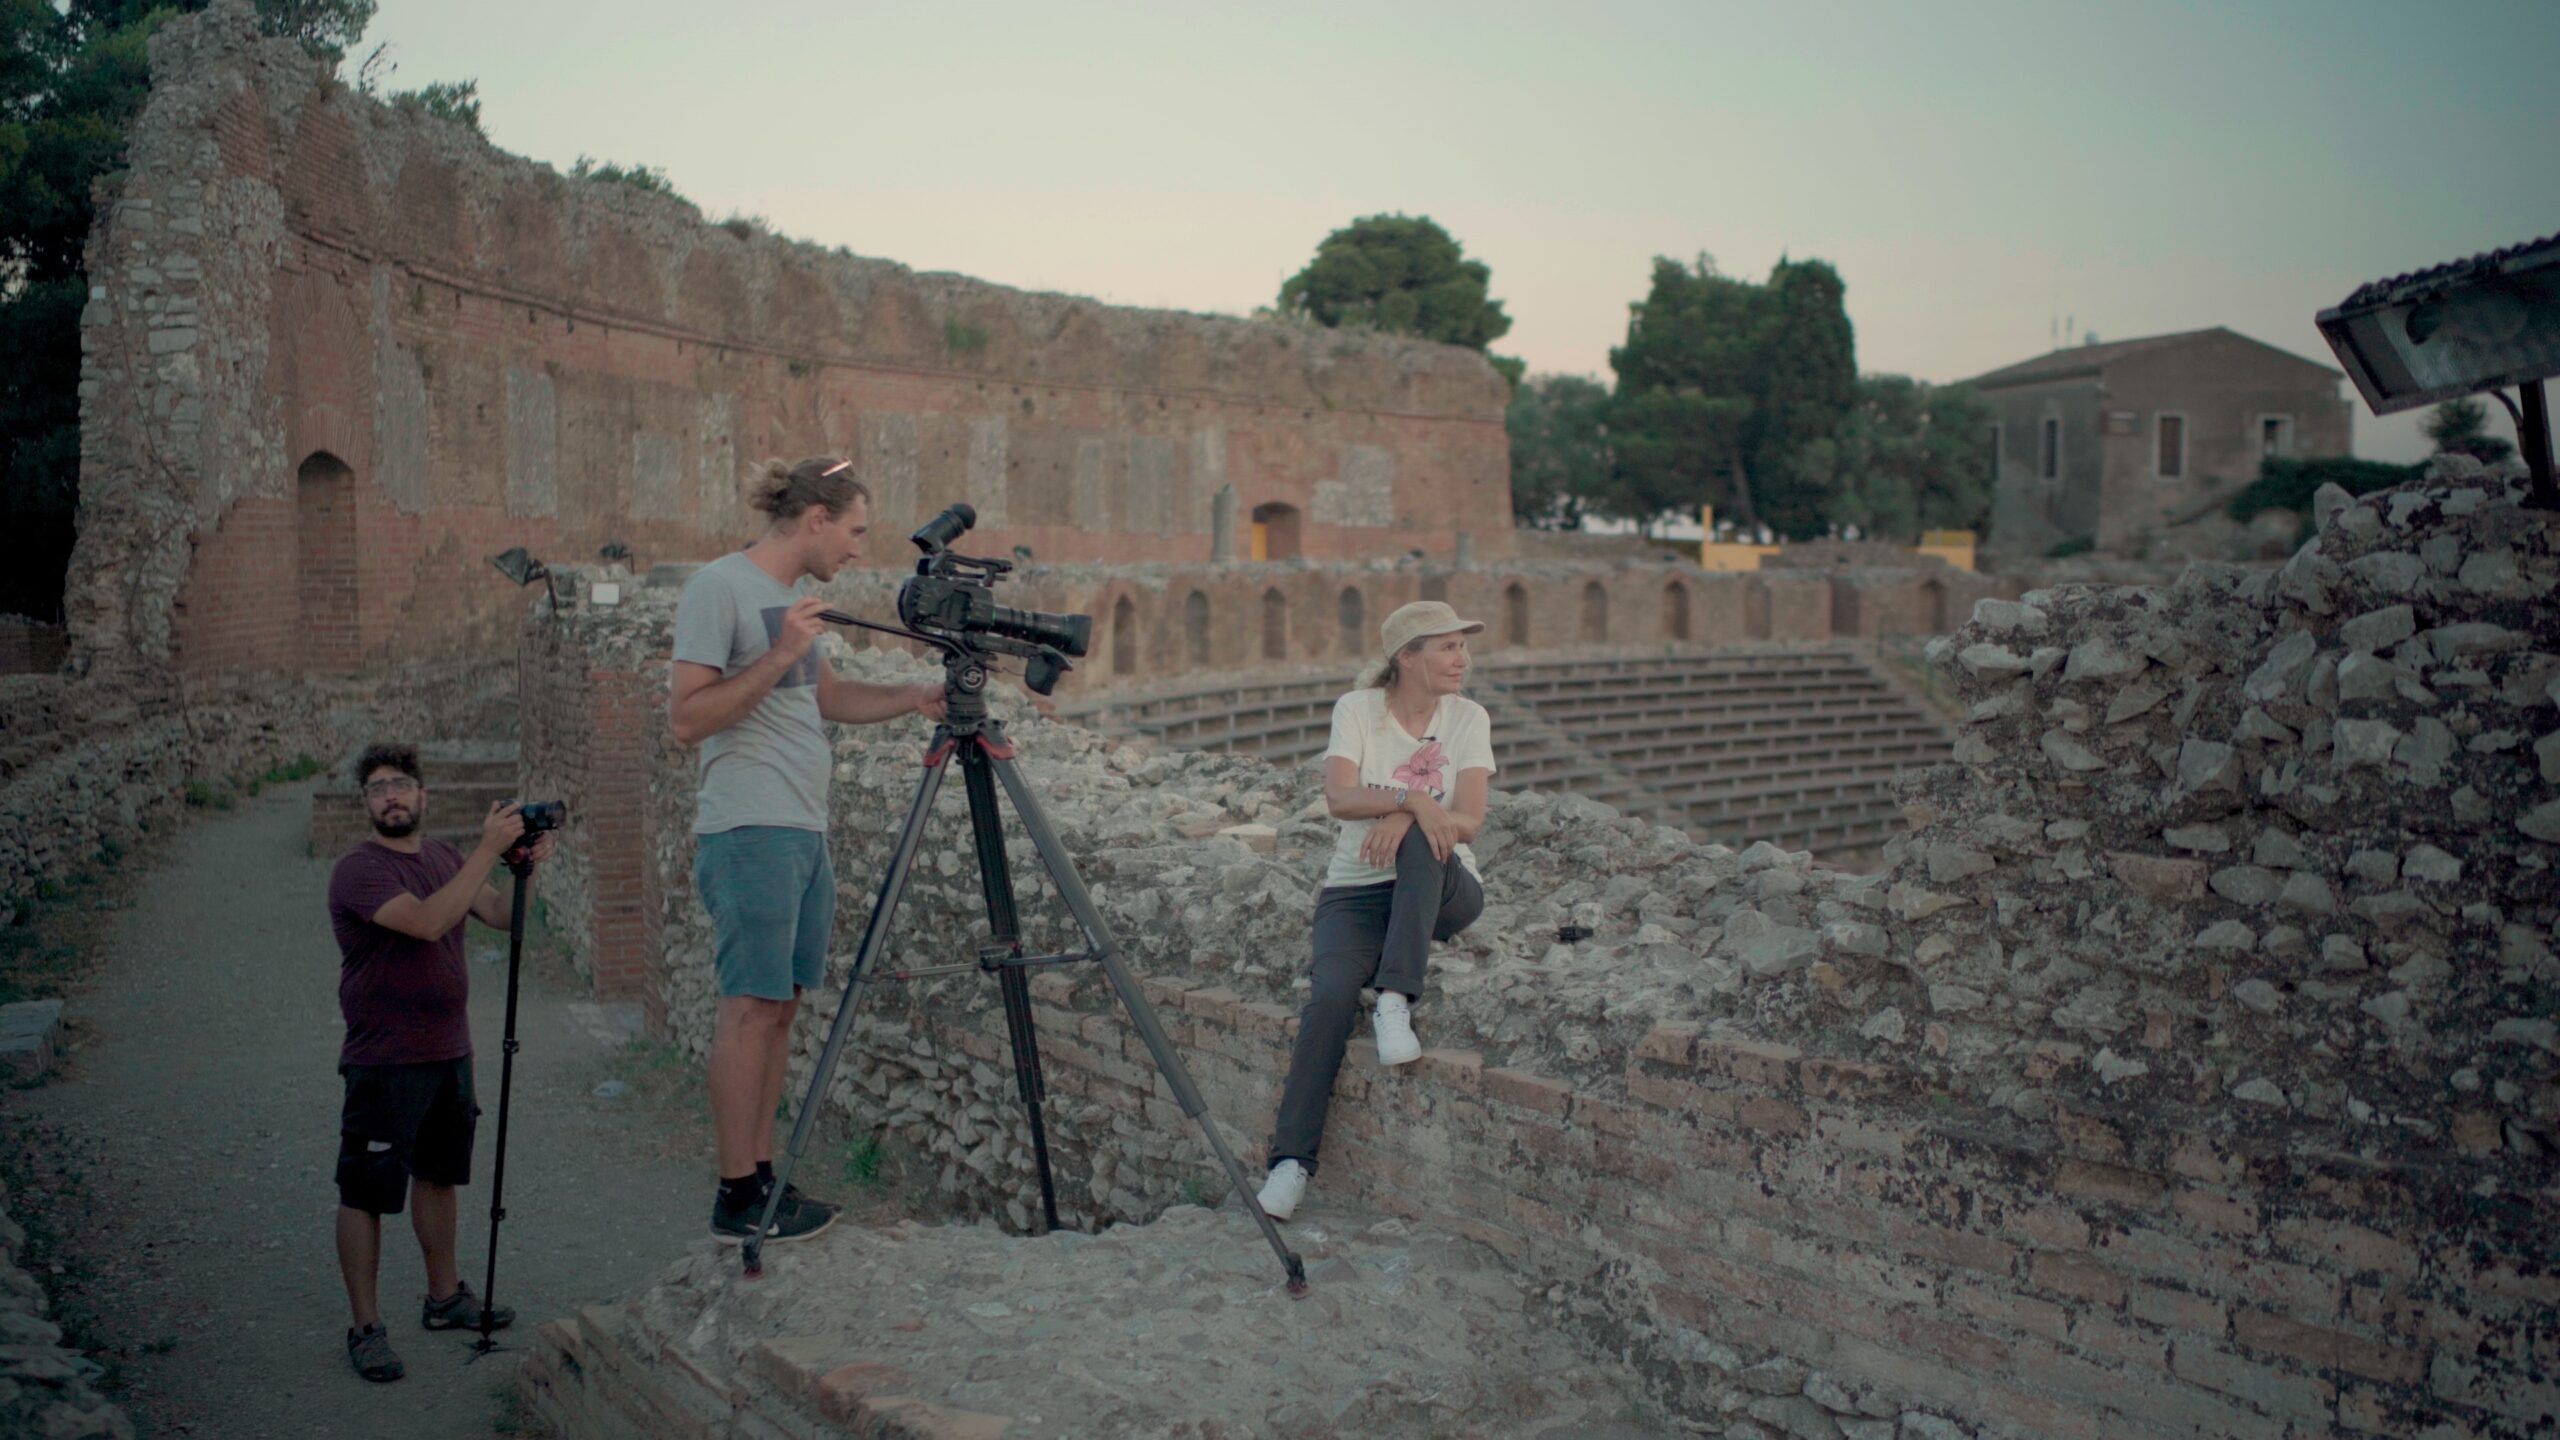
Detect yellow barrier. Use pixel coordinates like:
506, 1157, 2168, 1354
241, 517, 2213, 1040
1693, 508, 1978, 572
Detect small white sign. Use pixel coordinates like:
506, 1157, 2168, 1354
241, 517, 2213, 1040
590, 581, 623, 607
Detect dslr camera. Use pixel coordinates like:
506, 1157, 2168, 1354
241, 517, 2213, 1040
893, 505, 1091, 694
505, 799, 565, 861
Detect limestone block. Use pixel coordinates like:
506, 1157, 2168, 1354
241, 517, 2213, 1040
0, 1001, 64, 1083
2039, 731, 2104, 772
2333, 719, 2401, 769
2243, 631, 2317, 703
2208, 865, 2281, 905
2339, 604, 2417, 653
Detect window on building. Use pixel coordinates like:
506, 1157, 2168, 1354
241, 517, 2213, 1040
2157, 414, 2186, 479
2039, 417, 2060, 480
2260, 416, 2293, 458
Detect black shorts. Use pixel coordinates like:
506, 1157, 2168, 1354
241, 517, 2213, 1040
335, 1057, 478, 1215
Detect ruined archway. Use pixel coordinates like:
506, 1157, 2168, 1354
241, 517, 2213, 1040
1111, 594, 1137, 676
1261, 587, 1287, 660
296, 452, 359, 674
1336, 586, 1365, 654
1249, 502, 1301, 561
1662, 581, 1691, 642
1579, 580, 1608, 643
1503, 582, 1529, 646
1183, 590, 1210, 666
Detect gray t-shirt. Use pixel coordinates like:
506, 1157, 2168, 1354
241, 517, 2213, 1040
672, 552, 829, 835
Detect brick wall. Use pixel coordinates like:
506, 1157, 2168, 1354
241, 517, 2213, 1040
72, 3, 1512, 683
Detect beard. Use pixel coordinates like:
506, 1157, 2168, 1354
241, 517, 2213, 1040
371, 807, 421, 838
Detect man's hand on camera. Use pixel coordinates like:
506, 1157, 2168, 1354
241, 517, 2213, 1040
518, 830, 558, 867
775, 596, 830, 661
476, 801, 527, 859
1362, 810, 1416, 867
912, 684, 948, 721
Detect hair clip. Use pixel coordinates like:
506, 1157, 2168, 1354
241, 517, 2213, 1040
820, 459, 852, 476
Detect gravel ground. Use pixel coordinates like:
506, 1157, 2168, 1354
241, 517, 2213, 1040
0, 781, 725, 1438
618, 1204, 1674, 1439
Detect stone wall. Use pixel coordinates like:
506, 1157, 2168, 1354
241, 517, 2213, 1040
517, 460, 2556, 1438
0, 1185, 131, 1439
0, 660, 507, 916
70, 0, 1508, 683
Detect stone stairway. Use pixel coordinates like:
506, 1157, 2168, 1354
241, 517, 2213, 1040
305, 740, 520, 858
1058, 645, 1953, 859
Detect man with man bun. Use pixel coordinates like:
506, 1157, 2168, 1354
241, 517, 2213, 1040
668, 456, 946, 1244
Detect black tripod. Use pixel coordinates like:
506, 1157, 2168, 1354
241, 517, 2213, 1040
742, 641, 1306, 1294
468, 845, 538, 1357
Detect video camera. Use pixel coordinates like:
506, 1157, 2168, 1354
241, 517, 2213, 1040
865, 504, 1092, 696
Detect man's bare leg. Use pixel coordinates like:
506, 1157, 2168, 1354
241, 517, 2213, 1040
711, 995, 793, 1180
411, 1179, 461, 1301
336, 1205, 382, 1328
753, 987, 804, 1168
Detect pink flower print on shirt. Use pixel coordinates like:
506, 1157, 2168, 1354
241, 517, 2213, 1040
1390, 739, 1449, 799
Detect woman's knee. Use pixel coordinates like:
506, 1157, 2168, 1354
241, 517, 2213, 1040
1393, 825, 1446, 874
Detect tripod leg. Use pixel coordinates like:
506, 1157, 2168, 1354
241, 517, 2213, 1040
957, 746, 1061, 1232
984, 744, 1307, 1293
474, 860, 534, 1351
744, 741, 954, 1278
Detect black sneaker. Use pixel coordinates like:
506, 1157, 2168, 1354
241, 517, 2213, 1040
420, 1280, 514, 1333
347, 1322, 404, 1383
775, 1182, 840, 1231
710, 1185, 835, 1245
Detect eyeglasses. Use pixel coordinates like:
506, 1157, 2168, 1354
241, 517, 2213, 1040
361, 778, 421, 798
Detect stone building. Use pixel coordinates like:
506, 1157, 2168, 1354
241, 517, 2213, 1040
66, 1, 1509, 682
1970, 327, 2353, 558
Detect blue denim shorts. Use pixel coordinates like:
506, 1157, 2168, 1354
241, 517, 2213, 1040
694, 826, 833, 1001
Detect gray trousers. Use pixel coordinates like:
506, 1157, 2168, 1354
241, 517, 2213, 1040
1266, 825, 1484, 1174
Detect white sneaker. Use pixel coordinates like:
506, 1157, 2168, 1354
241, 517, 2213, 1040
1257, 1160, 1308, 1221
1373, 992, 1422, 1066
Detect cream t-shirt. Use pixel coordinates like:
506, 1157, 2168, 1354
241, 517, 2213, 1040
1321, 688, 1497, 888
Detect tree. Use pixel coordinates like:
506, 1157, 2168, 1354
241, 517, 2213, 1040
1803, 375, 1996, 541
571, 154, 687, 202
1277, 214, 1513, 353
2422, 397, 2515, 465
1611, 253, 1857, 533
392, 78, 480, 134
0, 0, 381, 622
1506, 374, 1613, 529
1746, 258, 1858, 536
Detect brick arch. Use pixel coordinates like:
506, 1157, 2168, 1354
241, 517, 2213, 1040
1580, 580, 1609, 642
1262, 587, 1288, 660
1337, 585, 1366, 654
1503, 582, 1529, 646
1111, 593, 1139, 676
1182, 589, 1210, 666
1662, 579, 1692, 642
296, 452, 360, 674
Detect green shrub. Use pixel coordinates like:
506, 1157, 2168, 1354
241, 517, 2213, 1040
2044, 536, 2094, 558
2227, 456, 2419, 524
943, 319, 989, 354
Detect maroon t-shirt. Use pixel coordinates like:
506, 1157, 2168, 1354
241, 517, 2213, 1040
328, 839, 475, 1067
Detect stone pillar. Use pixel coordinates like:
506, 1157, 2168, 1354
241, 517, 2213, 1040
1210, 484, 1238, 563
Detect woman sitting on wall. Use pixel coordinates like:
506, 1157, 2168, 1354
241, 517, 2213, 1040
1257, 600, 1496, 1221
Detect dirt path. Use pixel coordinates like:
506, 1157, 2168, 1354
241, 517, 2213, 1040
2, 781, 722, 1438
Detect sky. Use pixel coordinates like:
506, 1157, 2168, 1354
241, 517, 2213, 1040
358, 0, 2558, 464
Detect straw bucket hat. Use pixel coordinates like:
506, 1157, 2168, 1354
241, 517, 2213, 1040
1355, 600, 1485, 688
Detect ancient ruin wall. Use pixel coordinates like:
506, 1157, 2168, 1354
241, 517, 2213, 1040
70, 0, 1509, 682
520, 461, 2555, 1438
